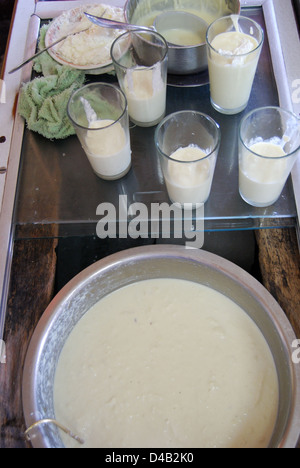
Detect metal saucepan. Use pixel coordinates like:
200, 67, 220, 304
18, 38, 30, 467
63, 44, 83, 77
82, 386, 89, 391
154, 10, 208, 74
124, 0, 241, 75
86, 10, 208, 75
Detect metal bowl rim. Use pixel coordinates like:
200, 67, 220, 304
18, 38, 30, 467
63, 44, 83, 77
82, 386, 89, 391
124, 0, 242, 26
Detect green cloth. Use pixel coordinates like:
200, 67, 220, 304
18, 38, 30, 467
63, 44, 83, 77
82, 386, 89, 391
33, 24, 66, 77
18, 25, 85, 140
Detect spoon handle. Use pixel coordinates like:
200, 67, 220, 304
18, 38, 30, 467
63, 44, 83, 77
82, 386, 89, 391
8, 28, 89, 74
84, 12, 154, 32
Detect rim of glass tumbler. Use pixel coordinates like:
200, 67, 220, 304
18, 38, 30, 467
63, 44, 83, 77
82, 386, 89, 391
67, 82, 128, 132
239, 106, 300, 160
206, 15, 264, 57
155, 111, 221, 164
111, 29, 169, 72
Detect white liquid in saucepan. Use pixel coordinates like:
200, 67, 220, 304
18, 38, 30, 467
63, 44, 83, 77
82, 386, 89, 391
160, 28, 205, 46
54, 279, 279, 448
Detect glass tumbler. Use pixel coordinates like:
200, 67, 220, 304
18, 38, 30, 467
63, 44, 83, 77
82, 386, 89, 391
67, 82, 131, 181
239, 106, 300, 207
111, 30, 168, 127
206, 15, 264, 115
155, 111, 221, 208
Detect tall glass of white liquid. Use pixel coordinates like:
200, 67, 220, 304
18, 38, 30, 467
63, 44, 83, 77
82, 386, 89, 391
206, 15, 264, 115
67, 83, 131, 181
155, 111, 221, 208
111, 30, 168, 127
239, 107, 300, 207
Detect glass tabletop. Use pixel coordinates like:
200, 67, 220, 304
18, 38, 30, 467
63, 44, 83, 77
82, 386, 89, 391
13, 7, 297, 239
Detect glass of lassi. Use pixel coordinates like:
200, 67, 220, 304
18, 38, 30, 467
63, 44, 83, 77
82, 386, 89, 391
67, 83, 131, 180
155, 111, 221, 208
111, 30, 168, 127
206, 15, 264, 115
239, 107, 300, 207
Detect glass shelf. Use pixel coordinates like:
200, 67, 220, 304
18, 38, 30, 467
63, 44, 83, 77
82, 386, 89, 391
13, 7, 297, 239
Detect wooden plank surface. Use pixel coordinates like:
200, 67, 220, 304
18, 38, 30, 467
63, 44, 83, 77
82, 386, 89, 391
256, 228, 300, 449
256, 228, 300, 337
0, 232, 58, 448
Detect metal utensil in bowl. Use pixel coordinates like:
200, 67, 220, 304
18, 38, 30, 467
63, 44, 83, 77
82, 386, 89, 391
22, 245, 300, 448
154, 11, 208, 74
86, 10, 207, 75
84, 12, 154, 32
124, 0, 241, 75
9, 27, 90, 74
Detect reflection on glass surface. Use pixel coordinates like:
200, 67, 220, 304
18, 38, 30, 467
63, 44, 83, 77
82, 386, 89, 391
14, 8, 297, 239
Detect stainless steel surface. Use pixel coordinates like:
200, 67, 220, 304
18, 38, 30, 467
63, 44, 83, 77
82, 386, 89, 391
154, 11, 208, 75
8, 27, 90, 75
84, 12, 154, 32
125, 0, 241, 75
22, 245, 300, 448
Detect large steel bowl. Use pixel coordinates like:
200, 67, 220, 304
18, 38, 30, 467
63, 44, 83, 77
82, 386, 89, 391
22, 245, 300, 448
124, 0, 241, 75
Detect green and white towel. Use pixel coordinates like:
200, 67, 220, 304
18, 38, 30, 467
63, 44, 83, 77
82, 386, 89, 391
18, 25, 85, 140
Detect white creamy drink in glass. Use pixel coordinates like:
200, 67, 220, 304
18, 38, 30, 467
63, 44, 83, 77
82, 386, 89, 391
239, 106, 300, 207
207, 16, 264, 114
165, 145, 215, 206
68, 83, 132, 180
239, 141, 289, 207
124, 66, 166, 126
85, 119, 131, 179
155, 111, 220, 208
209, 32, 259, 110
111, 30, 168, 127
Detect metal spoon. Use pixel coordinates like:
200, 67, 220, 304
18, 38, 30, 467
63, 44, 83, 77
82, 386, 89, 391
84, 12, 155, 32
9, 8, 110, 75
24, 419, 85, 445
8, 27, 90, 74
